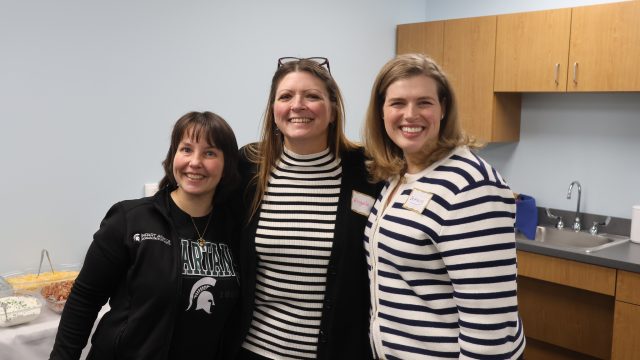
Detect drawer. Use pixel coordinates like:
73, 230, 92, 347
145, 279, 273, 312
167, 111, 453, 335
516, 250, 616, 295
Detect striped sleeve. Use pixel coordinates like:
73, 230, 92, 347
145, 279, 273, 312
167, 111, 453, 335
435, 154, 524, 359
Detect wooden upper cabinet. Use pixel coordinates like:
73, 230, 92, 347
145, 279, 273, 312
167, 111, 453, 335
494, 1, 640, 92
494, 8, 572, 92
443, 16, 520, 142
568, 1, 640, 91
396, 21, 444, 65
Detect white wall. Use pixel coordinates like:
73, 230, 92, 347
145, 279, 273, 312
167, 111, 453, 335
0, 0, 427, 273
420, 0, 640, 220
420, 0, 622, 19
481, 93, 640, 219
1, 0, 638, 274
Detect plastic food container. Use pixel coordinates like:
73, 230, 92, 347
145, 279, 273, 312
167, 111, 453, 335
0, 295, 43, 327
40, 279, 75, 313
0, 277, 12, 297
2, 264, 80, 295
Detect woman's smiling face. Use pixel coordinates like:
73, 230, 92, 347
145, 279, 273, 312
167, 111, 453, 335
383, 75, 444, 173
273, 71, 333, 154
172, 129, 224, 202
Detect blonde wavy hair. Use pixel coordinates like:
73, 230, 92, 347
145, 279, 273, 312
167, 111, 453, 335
363, 53, 479, 182
245, 58, 356, 219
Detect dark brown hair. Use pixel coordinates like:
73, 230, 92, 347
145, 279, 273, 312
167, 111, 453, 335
159, 111, 239, 203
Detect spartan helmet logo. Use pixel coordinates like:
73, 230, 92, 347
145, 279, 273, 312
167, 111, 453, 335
186, 277, 217, 314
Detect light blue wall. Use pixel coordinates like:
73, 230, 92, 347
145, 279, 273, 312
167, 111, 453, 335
0, 0, 426, 274
420, 0, 640, 220
0, 0, 428, 273
419, 0, 622, 19
1, 0, 637, 273
481, 94, 640, 219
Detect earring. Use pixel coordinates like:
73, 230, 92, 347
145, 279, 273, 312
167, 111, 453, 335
274, 127, 280, 136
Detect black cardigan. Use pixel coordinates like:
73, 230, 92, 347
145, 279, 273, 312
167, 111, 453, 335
232, 146, 381, 359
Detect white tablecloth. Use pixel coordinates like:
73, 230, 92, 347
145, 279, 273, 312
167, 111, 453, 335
0, 304, 108, 360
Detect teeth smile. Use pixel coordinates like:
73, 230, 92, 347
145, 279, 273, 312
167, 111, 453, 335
401, 126, 423, 133
289, 117, 312, 123
186, 174, 204, 180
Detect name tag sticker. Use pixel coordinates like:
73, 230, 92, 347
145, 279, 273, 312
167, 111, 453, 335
403, 188, 432, 213
351, 190, 375, 216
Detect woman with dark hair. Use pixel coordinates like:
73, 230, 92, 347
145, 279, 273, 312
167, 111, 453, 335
362, 53, 525, 359
50, 111, 241, 360
234, 57, 380, 360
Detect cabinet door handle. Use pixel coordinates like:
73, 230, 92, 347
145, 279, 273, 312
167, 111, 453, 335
554, 63, 560, 85
572, 62, 579, 85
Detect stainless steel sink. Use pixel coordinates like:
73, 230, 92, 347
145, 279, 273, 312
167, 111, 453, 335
516, 226, 630, 253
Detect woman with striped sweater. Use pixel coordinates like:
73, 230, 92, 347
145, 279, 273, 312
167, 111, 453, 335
233, 57, 380, 360
362, 53, 525, 359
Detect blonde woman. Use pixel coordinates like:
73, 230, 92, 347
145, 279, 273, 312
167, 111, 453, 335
234, 57, 381, 360
363, 53, 525, 359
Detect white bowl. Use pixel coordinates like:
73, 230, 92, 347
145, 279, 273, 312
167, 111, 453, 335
0, 294, 43, 327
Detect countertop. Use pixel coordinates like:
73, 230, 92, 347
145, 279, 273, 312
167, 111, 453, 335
517, 238, 640, 273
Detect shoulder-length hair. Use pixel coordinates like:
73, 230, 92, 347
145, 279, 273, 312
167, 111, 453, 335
245, 58, 356, 219
159, 111, 239, 203
363, 53, 478, 182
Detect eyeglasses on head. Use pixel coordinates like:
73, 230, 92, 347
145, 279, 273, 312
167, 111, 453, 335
277, 57, 331, 74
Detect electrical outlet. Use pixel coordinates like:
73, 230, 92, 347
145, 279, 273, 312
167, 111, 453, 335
144, 183, 159, 197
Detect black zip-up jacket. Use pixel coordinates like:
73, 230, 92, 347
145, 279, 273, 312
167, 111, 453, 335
232, 146, 381, 359
50, 187, 239, 360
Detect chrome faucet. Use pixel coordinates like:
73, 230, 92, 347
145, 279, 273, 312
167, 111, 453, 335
590, 216, 611, 235
545, 208, 564, 230
567, 181, 582, 231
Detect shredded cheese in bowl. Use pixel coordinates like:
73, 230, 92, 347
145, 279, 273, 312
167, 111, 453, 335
5, 271, 79, 292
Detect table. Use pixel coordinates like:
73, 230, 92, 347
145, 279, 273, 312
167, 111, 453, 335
0, 304, 108, 360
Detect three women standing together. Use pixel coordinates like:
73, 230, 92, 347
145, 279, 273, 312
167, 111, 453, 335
51, 53, 524, 360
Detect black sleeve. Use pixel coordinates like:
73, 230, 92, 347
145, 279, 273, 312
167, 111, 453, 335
50, 203, 131, 360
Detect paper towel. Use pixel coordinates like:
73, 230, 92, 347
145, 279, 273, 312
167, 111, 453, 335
515, 194, 537, 240
631, 205, 640, 244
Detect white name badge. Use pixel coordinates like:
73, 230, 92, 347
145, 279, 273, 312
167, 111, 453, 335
403, 188, 432, 213
351, 190, 375, 216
